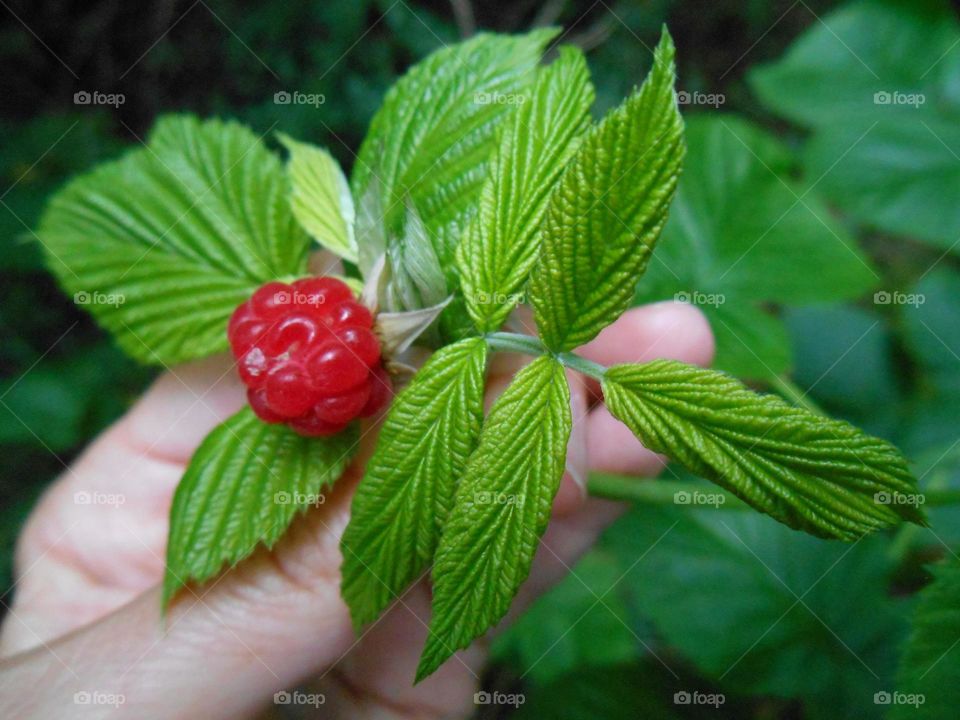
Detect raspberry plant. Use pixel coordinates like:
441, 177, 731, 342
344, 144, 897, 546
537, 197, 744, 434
36, 27, 924, 683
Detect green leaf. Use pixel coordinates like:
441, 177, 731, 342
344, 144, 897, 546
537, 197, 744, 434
602, 360, 925, 540
456, 46, 594, 332
417, 356, 571, 681
749, 0, 960, 250
279, 133, 357, 263
340, 337, 488, 627
163, 408, 355, 607
352, 29, 557, 273
38, 115, 311, 365
605, 504, 905, 719
633, 115, 877, 379
894, 559, 960, 719
528, 29, 684, 351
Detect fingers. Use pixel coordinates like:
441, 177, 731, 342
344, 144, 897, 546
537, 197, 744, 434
583, 301, 715, 476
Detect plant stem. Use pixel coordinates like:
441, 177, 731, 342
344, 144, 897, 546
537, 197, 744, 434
484, 332, 607, 380
587, 472, 745, 508
769, 374, 825, 416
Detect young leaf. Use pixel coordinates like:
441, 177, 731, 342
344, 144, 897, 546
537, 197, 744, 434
528, 29, 684, 351
456, 46, 594, 332
279, 133, 357, 263
417, 356, 571, 681
340, 337, 488, 628
38, 115, 311, 365
601, 360, 925, 540
351, 29, 556, 271
893, 559, 960, 720
163, 408, 356, 607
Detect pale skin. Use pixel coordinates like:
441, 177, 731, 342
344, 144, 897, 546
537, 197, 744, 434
0, 301, 713, 718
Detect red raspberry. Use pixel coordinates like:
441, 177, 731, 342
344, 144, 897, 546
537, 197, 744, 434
228, 276, 391, 436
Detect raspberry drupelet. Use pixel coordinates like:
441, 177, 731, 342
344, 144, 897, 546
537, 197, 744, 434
227, 277, 390, 436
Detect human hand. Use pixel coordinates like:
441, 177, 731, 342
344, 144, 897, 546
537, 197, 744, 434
0, 301, 713, 719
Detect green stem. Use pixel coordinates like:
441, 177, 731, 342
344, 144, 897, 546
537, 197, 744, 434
484, 332, 607, 381
769, 374, 825, 416
587, 472, 746, 508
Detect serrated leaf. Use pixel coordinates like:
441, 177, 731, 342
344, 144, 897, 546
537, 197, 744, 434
893, 559, 960, 719
456, 46, 594, 332
163, 408, 356, 607
279, 133, 357, 263
352, 29, 556, 273
602, 360, 925, 540
528, 29, 684, 351
417, 356, 571, 681
340, 337, 488, 628
38, 115, 311, 365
